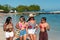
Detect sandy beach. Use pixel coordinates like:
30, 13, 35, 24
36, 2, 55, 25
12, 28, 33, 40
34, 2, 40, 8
0, 27, 17, 40
0, 13, 8, 40
0, 27, 5, 40
0, 13, 5, 40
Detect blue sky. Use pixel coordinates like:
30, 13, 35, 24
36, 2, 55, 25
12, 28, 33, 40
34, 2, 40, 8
0, 0, 60, 10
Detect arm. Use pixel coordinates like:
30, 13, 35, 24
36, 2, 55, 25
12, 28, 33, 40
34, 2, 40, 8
46, 24, 50, 31
28, 21, 38, 29
35, 21, 39, 29
12, 23, 15, 37
12, 23, 14, 32
26, 23, 28, 34
3, 23, 6, 31
35, 24, 39, 30
16, 23, 19, 29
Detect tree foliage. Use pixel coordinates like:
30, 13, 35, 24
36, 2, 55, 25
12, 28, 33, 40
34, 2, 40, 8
0, 4, 10, 13
0, 5, 3, 9
16, 5, 28, 12
28, 5, 40, 11
0, 4, 40, 12
16, 5, 40, 12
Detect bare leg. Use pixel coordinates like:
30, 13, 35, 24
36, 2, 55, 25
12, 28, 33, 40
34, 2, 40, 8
24, 35, 27, 40
6, 38, 9, 40
20, 36, 23, 40
30, 34, 33, 40
33, 34, 37, 40
27, 34, 31, 40
10, 37, 13, 40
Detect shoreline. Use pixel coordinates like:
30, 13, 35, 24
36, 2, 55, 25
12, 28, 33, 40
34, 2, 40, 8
0, 12, 60, 17
0, 12, 60, 16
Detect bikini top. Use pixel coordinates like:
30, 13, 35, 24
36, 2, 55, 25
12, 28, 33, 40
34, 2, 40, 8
19, 22, 26, 29
40, 24, 46, 30
28, 22, 36, 29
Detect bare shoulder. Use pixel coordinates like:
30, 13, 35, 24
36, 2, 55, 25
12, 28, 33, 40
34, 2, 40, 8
33, 20, 36, 23
45, 22, 49, 26
34, 20, 36, 22
3, 23, 7, 26
28, 21, 30, 23
16, 22, 19, 25
11, 23, 13, 26
46, 22, 48, 24
25, 22, 28, 25
39, 23, 41, 25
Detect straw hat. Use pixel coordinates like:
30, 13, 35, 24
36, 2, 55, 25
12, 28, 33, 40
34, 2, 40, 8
29, 14, 34, 17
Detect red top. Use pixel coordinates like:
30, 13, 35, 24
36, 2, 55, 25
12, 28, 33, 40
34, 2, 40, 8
39, 24, 46, 30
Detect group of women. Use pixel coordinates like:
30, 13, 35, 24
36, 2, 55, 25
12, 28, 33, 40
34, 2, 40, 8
3, 14, 50, 40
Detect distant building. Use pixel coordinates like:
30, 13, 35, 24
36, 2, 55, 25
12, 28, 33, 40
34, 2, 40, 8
0, 10, 4, 13
14, 10, 17, 13
9, 10, 14, 13
9, 10, 17, 13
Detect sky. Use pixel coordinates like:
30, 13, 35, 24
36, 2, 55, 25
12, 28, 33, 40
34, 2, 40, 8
0, 0, 60, 10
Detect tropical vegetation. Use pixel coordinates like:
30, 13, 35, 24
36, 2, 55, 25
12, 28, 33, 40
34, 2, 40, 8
0, 4, 40, 13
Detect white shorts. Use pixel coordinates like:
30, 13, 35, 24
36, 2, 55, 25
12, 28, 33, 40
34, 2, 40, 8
28, 29, 36, 34
5, 31, 14, 38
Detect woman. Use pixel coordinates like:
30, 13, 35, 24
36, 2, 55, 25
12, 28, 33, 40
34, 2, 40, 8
39, 17, 50, 40
27, 14, 38, 40
3, 17, 14, 40
16, 16, 28, 40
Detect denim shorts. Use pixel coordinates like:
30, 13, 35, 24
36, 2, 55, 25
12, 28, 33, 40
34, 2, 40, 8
20, 29, 27, 37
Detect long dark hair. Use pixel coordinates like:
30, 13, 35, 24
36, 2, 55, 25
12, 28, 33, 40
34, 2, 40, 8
5, 17, 12, 25
27, 17, 35, 21
20, 16, 25, 21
